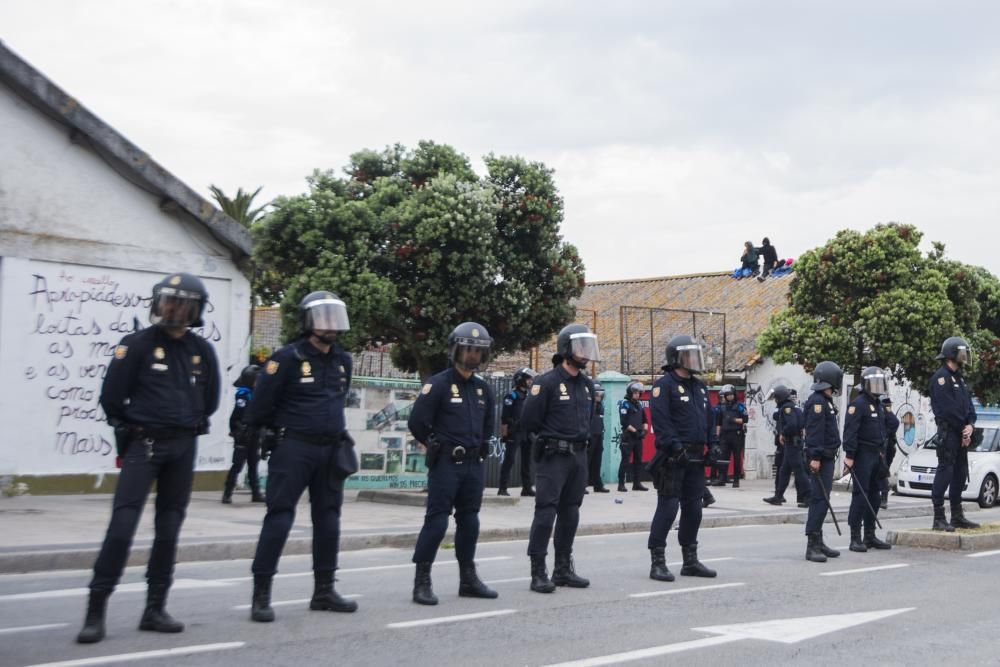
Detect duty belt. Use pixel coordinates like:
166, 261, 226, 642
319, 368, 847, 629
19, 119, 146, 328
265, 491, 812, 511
540, 438, 588, 454
283, 429, 342, 446
441, 442, 484, 463
141, 427, 200, 440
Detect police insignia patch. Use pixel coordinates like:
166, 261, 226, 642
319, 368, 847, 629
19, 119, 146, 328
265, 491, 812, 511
301, 361, 312, 376
114, 345, 128, 360
472, 328, 480, 338
678, 386, 685, 394
652, 387, 661, 398
169, 275, 181, 285
848, 406, 856, 414
154, 347, 165, 360
192, 355, 201, 365
477, 388, 483, 396
814, 404, 822, 413
451, 384, 460, 395
266, 360, 279, 375
421, 383, 432, 395
784, 407, 792, 413
559, 383, 567, 394
938, 377, 946, 385
531, 384, 541, 396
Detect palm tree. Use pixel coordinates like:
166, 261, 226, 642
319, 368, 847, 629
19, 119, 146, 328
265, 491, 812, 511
209, 185, 269, 228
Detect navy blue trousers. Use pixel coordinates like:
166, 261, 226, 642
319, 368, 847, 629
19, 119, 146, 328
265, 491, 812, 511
775, 445, 810, 501
252, 438, 344, 576
498, 432, 532, 490
528, 449, 587, 557
412, 455, 485, 564
932, 430, 969, 506
648, 460, 706, 549
805, 458, 835, 534
89, 436, 196, 592
847, 447, 881, 529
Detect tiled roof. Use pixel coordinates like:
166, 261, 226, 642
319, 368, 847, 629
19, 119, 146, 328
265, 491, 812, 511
571, 271, 791, 374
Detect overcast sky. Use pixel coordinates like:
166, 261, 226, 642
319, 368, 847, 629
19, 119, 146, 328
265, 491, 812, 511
3, 1, 999, 281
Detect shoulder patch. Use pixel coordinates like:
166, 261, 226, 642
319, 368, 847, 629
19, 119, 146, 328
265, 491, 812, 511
421, 383, 433, 395
848, 405, 856, 414
784, 407, 792, 414
652, 386, 661, 398
531, 384, 541, 396
620, 408, 628, 415
114, 345, 128, 360
814, 403, 822, 413
937, 377, 946, 385
265, 360, 279, 375
504, 398, 513, 406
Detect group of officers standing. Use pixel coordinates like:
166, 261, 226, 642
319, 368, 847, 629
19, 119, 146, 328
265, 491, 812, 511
74, 274, 983, 643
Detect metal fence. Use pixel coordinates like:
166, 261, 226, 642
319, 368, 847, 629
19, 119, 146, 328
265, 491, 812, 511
619, 305, 727, 381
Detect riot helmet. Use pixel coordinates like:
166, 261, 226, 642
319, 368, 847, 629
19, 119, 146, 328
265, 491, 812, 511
626, 382, 644, 400
448, 322, 492, 372
150, 272, 208, 328
555, 324, 600, 370
513, 367, 537, 389
861, 366, 888, 396
936, 336, 972, 367
810, 361, 844, 395
721, 383, 736, 402
299, 291, 350, 343
665, 334, 705, 373
770, 384, 792, 404
233, 364, 260, 389
593, 382, 605, 402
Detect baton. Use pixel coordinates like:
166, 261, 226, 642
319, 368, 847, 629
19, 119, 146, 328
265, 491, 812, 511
844, 463, 883, 530
808, 462, 842, 536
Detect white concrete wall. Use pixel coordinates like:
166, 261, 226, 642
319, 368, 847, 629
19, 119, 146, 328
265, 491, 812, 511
0, 85, 250, 478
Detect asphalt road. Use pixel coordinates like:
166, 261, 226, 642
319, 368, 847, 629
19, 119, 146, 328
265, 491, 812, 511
2, 515, 998, 667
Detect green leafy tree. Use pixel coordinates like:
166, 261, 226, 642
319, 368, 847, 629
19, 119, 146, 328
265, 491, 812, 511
757, 223, 1000, 403
209, 185, 269, 228
253, 141, 585, 379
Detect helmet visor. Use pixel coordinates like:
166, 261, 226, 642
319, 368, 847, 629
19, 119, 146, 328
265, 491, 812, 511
676, 344, 704, 372
955, 345, 972, 366
151, 288, 202, 327
304, 298, 350, 332
452, 344, 490, 371
863, 372, 888, 396
569, 333, 601, 362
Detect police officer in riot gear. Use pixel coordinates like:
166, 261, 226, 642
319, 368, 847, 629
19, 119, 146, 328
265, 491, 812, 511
409, 322, 497, 605
879, 395, 900, 509
646, 334, 719, 582
803, 361, 844, 563
248, 291, 359, 622
223, 365, 264, 504
522, 323, 599, 593
77, 273, 220, 644
930, 336, 979, 531
764, 386, 809, 507
498, 367, 537, 497
843, 367, 892, 551
618, 382, 650, 492
588, 382, 610, 493
714, 384, 748, 487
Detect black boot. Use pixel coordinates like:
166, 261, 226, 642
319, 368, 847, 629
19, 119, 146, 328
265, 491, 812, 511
521, 486, 536, 497
412, 562, 438, 605
250, 574, 275, 622
251, 490, 266, 503
138, 582, 184, 633
529, 555, 555, 593
458, 562, 498, 599
880, 489, 889, 510
864, 526, 891, 550
849, 526, 868, 553
732, 478, 740, 488
222, 490, 233, 504
951, 503, 980, 529
632, 482, 649, 491
310, 570, 358, 612
679, 544, 716, 577
817, 531, 840, 558
552, 552, 590, 588
76, 589, 109, 644
703, 491, 716, 508
805, 532, 827, 563
594, 485, 610, 493
618, 482, 628, 492
222, 471, 236, 504
932, 504, 955, 531
497, 487, 510, 496
649, 548, 674, 582
762, 496, 785, 505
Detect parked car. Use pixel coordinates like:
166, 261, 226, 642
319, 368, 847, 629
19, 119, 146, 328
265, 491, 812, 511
896, 414, 1000, 508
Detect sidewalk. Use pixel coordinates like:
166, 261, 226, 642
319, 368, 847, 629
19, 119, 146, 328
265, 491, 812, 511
0, 480, 937, 574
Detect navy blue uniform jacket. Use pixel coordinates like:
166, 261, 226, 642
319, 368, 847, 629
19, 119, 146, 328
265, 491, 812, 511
408, 368, 494, 449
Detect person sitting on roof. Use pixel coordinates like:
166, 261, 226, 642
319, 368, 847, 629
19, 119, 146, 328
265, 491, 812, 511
756, 238, 779, 282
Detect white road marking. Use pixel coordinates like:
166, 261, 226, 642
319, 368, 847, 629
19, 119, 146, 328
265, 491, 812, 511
388, 608, 517, 629
483, 577, 529, 585
216, 556, 513, 583
541, 608, 914, 666
231, 594, 361, 610
0, 578, 232, 602
666, 557, 733, 567
630, 582, 745, 599
820, 563, 909, 577
23, 642, 245, 667
966, 549, 1000, 558
0, 622, 68, 635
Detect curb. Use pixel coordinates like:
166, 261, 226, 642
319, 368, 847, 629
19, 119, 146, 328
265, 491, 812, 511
0, 504, 936, 575
357, 490, 521, 507
888, 528, 1000, 551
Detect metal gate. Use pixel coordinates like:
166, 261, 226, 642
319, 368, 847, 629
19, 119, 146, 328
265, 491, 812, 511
619, 305, 727, 381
